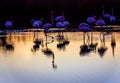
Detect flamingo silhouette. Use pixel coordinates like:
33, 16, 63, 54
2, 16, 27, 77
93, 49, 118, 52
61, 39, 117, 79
55, 12, 70, 28
87, 16, 98, 51
4, 20, 14, 51
56, 34, 70, 51
78, 23, 92, 44
111, 33, 116, 57
98, 32, 108, 58
5, 21, 13, 29
102, 6, 111, 19
42, 11, 54, 31
78, 23, 92, 33
41, 32, 54, 55
55, 12, 70, 37
55, 12, 65, 22
41, 32, 57, 69
87, 16, 96, 25
31, 18, 43, 48
110, 8, 116, 24
110, 8, 116, 57
78, 23, 93, 56
31, 18, 43, 28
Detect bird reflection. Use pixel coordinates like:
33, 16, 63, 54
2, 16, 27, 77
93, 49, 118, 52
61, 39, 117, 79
41, 32, 54, 55
41, 32, 57, 69
80, 32, 91, 56
31, 31, 43, 52
5, 44, 14, 51
56, 33, 70, 51
89, 32, 98, 51
80, 31, 98, 56
111, 32, 116, 57
98, 32, 108, 58
5, 33, 14, 51
0, 34, 14, 51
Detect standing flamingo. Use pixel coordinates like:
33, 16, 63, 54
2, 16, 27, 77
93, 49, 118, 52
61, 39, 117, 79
5, 21, 13, 28
55, 12, 70, 28
42, 11, 54, 31
31, 18, 43, 46
110, 8, 116, 24
87, 16, 98, 50
55, 12, 65, 22
102, 5, 111, 20
110, 8, 116, 57
78, 22, 92, 56
78, 23, 92, 32
98, 32, 108, 58
4, 20, 14, 51
31, 18, 43, 29
5, 20, 13, 33
55, 12, 70, 37
96, 18, 106, 32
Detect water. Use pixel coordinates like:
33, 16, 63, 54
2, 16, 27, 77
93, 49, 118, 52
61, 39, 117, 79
0, 32, 120, 83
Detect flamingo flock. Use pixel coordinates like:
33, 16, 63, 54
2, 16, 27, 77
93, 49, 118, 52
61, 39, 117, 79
0, 5, 117, 33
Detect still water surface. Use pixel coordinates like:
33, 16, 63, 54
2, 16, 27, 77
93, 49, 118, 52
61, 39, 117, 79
0, 32, 120, 83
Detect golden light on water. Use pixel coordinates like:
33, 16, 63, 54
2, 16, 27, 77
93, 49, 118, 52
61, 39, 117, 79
0, 32, 120, 83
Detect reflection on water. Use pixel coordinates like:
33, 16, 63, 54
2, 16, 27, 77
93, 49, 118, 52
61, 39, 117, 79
0, 32, 120, 83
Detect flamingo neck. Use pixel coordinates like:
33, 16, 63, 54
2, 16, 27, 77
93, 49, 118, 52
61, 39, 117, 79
62, 12, 64, 22
51, 12, 54, 25
111, 8, 114, 16
102, 5, 105, 16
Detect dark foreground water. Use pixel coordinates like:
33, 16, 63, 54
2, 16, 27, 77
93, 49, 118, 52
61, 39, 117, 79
0, 32, 120, 83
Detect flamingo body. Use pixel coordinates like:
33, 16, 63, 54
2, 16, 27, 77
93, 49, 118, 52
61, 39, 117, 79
55, 16, 65, 21
63, 21, 70, 26
36, 20, 43, 26
110, 16, 116, 23
5, 21, 12, 28
96, 20, 106, 26
32, 21, 40, 28
79, 23, 89, 28
56, 22, 65, 28
104, 14, 111, 19
87, 17, 96, 24
79, 26, 92, 32
42, 23, 52, 30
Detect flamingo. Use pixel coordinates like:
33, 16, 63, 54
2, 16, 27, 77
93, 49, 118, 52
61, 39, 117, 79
87, 16, 96, 25
55, 12, 65, 22
78, 23, 92, 32
55, 12, 70, 30
5, 20, 13, 33
96, 18, 106, 33
31, 18, 43, 46
4, 20, 14, 51
110, 8, 116, 24
110, 8, 116, 57
78, 23, 92, 40
32, 21, 40, 28
5, 21, 13, 28
55, 12, 70, 26
102, 6, 111, 19
31, 18, 43, 29
42, 11, 54, 31
87, 16, 98, 51
98, 32, 108, 58
78, 23, 92, 56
